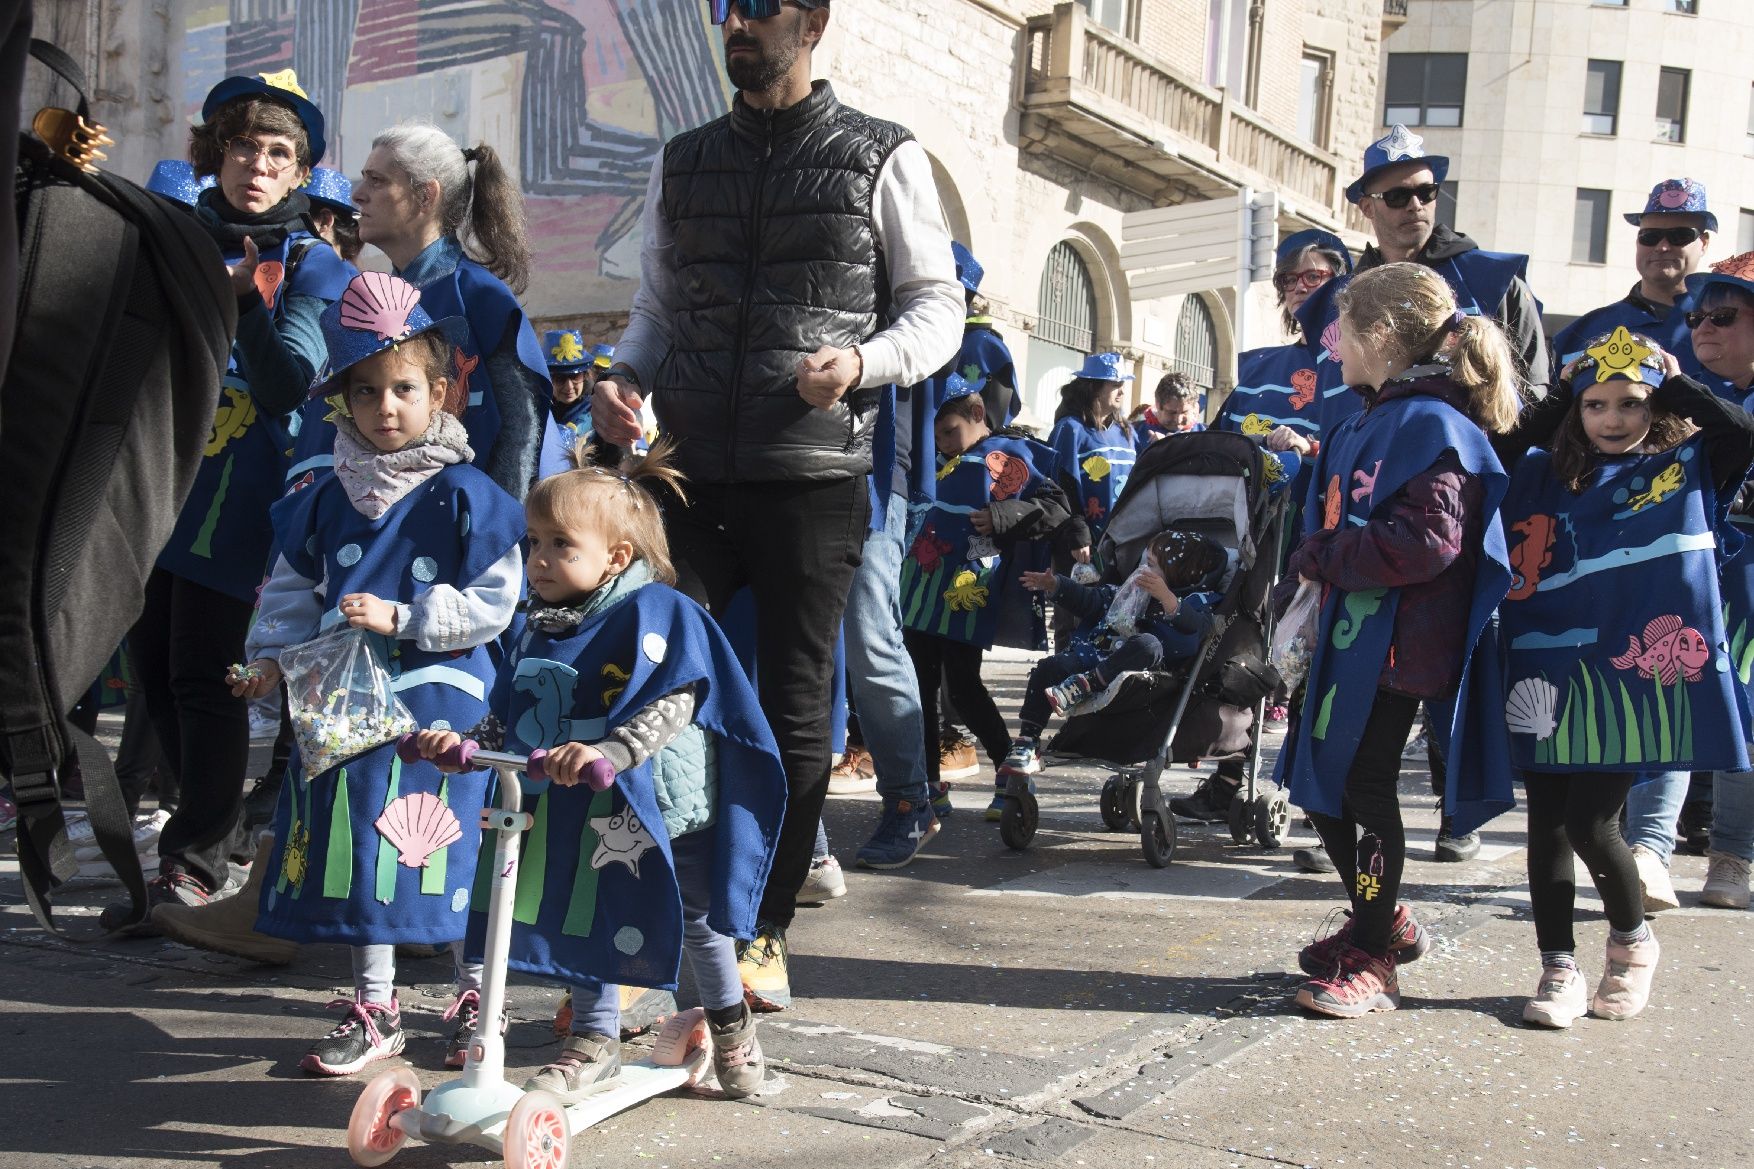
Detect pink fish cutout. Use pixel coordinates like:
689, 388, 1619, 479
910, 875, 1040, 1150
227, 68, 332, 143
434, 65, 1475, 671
1351, 460, 1382, 503
1610, 614, 1710, 684
374, 791, 462, 868
340, 271, 422, 340
254, 260, 285, 311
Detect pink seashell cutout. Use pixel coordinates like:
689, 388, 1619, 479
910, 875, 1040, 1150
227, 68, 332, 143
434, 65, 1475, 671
374, 791, 463, 868
340, 271, 423, 341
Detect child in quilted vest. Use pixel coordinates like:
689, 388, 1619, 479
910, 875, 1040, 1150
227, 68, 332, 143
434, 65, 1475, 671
417, 443, 786, 1100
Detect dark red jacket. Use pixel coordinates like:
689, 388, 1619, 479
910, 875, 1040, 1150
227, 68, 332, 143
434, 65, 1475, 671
1287, 374, 1487, 699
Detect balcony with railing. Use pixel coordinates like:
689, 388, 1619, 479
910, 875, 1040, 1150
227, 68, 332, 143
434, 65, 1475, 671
1383, 0, 1410, 34
1020, 2, 1345, 226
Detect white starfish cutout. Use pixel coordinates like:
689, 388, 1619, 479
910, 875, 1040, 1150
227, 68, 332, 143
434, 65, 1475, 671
589, 808, 658, 877
1377, 125, 1424, 162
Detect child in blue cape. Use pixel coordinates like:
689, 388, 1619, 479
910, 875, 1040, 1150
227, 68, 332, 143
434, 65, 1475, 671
1001, 528, 1229, 774
417, 443, 787, 1101
901, 374, 1080, 820
1496, 326, 1754, 1028
229, 272, 526, 1077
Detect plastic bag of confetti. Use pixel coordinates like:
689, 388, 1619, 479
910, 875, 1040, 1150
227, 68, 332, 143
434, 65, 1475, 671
278, 626, 416, 777
1268, 580, 1322, 692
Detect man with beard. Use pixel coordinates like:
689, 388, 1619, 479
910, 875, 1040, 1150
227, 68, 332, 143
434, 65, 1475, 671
592, 0, 963, 1010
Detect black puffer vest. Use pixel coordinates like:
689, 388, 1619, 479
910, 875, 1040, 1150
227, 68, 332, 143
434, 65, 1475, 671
655, 81, 912, 483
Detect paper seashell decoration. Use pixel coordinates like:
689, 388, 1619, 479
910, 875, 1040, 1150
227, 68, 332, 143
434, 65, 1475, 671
339, 271, 423, 341
374, 791, 463, 868
1505, 677, 1559, 740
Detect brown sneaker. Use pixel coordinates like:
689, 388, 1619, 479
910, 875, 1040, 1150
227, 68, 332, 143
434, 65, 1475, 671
938, 732, 980, 781
151, 833, 299, 964
826, 744, 877, 795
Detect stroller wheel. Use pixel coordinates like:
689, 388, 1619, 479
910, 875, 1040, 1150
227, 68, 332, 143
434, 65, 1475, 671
999, 780, 1038, 850
1254, 789, 1291, 850
1226, 790, 1256, 846
1099, 776, 1130, 832
1140, 809, 1174, 868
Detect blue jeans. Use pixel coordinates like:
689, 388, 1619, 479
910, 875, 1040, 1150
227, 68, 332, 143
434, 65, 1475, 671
1713, 766, 1754, 861
1623, 770, 1688, 865
846, 492, 931, 805
568, 829, 742, 1034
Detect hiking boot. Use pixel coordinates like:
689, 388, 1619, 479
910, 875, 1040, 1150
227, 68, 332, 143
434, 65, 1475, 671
1293, 844, 1336, 873
1298, 904, 1430, 978
524, 1033, 623, 1100
153, 833, 298, 965
102, 868, 219, 935
1433, 805, 1480, 863
1591, 933, 1660, 1020
1521, 965, 1588, 1029
301, 996, 405, 1076
856, 796, 939, 869
938, 732, 980, 780
708, 1002, 766, 1099
1001, 738, 1038, 775
930, 781, 955, 820
796, 854, 847, 902
826, 745, 877, 796
737, 923, 791, 1011
1701, 851, 1752, 909
1295, 945, 1400, 1018
1631, 844, 1680, 913
1045, 672, 1094, 717
1169, 775, 1240, 822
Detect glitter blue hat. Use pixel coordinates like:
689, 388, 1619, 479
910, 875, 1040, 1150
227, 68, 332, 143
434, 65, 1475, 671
1073, 352, 1134, 383
145, 159, 212, 207
201, 69, 327, 165
590, 343, 615, 370
316, 272, 470, 396
543, 329, 590, 373
951, 241, 983, 293
1277, 228, 1353, 274
305, 166, 355, 215
1623, 177, 1717, 233
1346, 124, 1448, 205
936, 370, 984, 410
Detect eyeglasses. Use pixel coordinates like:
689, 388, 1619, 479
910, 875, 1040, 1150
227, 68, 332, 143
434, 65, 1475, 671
1686, 306, 1743, 331
225, 135, 298, 173
1274, 268, 1333, 292
1364, 183, 1441, 209
709, 0, 805, 22
1637, 226, 1702, 248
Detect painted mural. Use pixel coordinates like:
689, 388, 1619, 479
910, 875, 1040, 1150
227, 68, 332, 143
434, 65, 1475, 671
182, 0, 730, 311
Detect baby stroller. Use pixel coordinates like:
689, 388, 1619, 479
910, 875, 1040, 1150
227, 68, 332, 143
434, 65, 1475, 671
998, 430, 1291, 866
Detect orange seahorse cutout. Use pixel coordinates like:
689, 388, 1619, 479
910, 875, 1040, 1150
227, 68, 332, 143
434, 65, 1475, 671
451, 349, 481, 415
1323, 473, 1342, 530
1288, 368, 1317, 410
1507, 513, 1557, 601
985, 451, 1029, 500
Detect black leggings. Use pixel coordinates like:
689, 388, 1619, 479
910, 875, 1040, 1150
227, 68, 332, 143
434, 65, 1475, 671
904, 631, 1011, 787
1523, 772, 1644, 953
1306, 690, 1421, 956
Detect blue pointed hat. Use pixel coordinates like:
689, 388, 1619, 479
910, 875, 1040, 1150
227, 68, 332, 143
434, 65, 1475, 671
590, 343, 615, 369
1073, 352, 1134, 383
1624, 177, 1716, 232
936, 370, 984, 410
315, 272, 470, 397
543, 329, 590, 372
951, 241, 983, 293
201, 69, 327, 165
145, 159, 212, 207
1346, 124, 1448, 205
305, 166, 355, 215
1277, 228, 1353, 274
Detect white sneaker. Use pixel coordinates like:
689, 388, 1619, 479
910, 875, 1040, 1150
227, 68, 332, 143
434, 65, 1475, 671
1631, 844, 1680, 913
1521, 965, 1588, 1029
795, 855, 847, 904
64, 810, 95, 844
1701, 851, 1752, 909
74, 808, 170, 866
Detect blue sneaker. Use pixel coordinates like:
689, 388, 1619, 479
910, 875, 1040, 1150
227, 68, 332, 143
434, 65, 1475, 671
855, 797, 940, 870
984, 786, 1008, 822
931, 782, 954, 821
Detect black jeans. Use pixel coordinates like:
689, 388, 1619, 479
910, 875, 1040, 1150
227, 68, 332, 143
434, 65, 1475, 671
1523, 771, 1643, 953
1306, 689, 1421, 956
665, 476, 868, 932
904, 632, 1012, 787
129, 569, 254, 889
1017, 634, 1164, 736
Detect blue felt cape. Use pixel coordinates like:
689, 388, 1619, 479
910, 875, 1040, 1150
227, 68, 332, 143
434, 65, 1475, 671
1049, 416, 1137, 541
466, 582, 786, 992
909, 321, 1021, 502
1281, 391, 1514, 836
1500, 437, 1749, 774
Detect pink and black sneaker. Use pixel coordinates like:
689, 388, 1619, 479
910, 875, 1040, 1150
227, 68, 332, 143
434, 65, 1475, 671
1296, 945, 1400, 1019
1298, 904, 1430, 978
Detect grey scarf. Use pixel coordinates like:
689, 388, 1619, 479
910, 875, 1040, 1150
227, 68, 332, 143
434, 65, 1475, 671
331, 410, 474, 519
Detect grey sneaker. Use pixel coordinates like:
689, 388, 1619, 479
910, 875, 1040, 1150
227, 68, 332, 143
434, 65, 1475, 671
1702, 851, 1753, 909
524, 1033, 623, 1101
708, 1003, 765, 1098
796, 854, 847, 904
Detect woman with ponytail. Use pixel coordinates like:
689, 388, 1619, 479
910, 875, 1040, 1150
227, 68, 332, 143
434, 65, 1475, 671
347, 122, 555, 500
1279, 262, 1517, 1020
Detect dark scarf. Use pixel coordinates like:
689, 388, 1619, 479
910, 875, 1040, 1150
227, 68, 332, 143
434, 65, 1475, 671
196, 185, 314, 251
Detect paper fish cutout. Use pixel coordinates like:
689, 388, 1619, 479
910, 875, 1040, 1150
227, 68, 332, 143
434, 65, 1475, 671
1610, 614, 1710, 684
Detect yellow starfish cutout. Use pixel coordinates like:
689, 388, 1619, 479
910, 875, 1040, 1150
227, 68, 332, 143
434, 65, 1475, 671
1585, 326, 1655, 383
258, 69, 308, 99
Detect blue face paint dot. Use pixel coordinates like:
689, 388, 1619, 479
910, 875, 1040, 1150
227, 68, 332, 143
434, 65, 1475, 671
613, 927, 644, 956
337, 543, 362, 567
411, 556, 438, 583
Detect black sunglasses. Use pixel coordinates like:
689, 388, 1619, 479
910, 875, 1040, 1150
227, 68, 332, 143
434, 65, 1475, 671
1365, 183, 1440, 209
710, 0, 807, 22
1686, 306, 1743, 331
1638, 226, 1702, 248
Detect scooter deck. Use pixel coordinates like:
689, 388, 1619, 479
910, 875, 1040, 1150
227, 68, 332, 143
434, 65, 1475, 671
559, 1056, 706, 1131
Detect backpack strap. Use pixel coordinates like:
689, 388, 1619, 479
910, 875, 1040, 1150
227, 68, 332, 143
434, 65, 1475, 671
27, 39, 91, 120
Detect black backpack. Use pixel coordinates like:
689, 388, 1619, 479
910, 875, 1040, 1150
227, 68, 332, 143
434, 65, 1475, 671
0, 40, 235, 936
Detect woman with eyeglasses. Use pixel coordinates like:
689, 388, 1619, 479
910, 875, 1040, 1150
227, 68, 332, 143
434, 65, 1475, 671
116, 72, 354, 930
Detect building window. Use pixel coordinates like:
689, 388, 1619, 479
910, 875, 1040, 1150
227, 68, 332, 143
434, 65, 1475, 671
1384, 53, 1468, 127
1665, 0, 1698, 14
1582, 60, 1621, 136
1298, 50, 1333, 147
1204, 0, 1255, 97
1079, 0, 1130, 35
1657, 67, 1689, 142
1436, 182, 1459, 233
1739, 209, 1754, 256
1037, 242, 1097, 353
1173, 296, 1218, 406
1592, 0, 1628, 6
1573, 189, 1611, 264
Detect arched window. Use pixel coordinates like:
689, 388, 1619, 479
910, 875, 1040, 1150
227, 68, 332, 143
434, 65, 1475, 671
1028, 242, 1100, 420
1173, 295, 1218, 397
